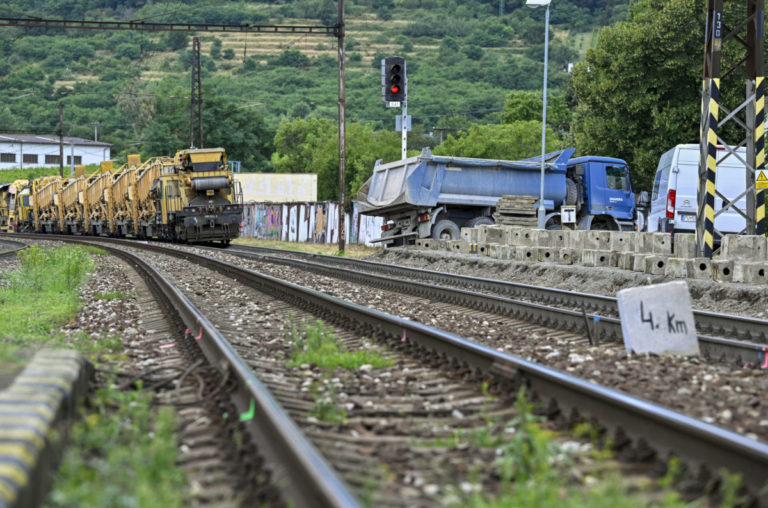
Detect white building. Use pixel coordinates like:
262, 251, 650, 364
0, 134, 111, 171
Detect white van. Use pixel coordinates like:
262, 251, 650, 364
647, 144, 747, 238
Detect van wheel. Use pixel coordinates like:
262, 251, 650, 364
432, 219, 460, 240
465, 216, 494, 228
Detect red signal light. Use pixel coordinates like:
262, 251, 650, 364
390, 85, 400, 94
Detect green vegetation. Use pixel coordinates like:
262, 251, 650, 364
308, 380, 348, 424
0, 245, 96, 362
286, 319, 391, 370
0, 0, 631, 199
461, 389, 688, 507
46, 382, 186, 508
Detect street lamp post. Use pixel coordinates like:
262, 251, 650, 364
527, 0, 551, 230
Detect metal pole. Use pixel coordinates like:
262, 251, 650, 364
537, 4, 550, 230
337, 0, 346, 253
70, 143, 75, 176
401, 89, 407, 160
58, 102, 64, 178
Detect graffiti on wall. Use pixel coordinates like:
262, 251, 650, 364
241, 202, 382, 245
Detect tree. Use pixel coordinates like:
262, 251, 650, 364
271, 118, 400, 202
433, 121, 564, 160
502, 90, 571, 134
210, 38, 222, 60
142, 79, 274, 171
571, 0, 713, 191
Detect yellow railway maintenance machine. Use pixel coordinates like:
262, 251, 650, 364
154, 147, 243, 244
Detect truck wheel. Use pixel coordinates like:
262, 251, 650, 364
566, 178, 578, 206
432, 219, 460, 240
465, 216, 494, 228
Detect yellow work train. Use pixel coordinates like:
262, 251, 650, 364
0, 147, 243, 245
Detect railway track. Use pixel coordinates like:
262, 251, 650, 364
6, 234, 768, 504
216, 244, 768, 366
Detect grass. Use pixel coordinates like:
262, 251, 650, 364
0, 244, 188, 506
46, 381, 186, 508
0, 245, 96, 363
232, 237, 381, 258
456, 389, 691, 508
286, 318, 392, 370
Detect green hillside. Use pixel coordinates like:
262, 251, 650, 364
0, 0, 630, 194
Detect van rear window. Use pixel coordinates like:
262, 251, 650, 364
652, 149, 674, 200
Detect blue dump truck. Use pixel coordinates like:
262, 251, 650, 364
356, 147, 645, 245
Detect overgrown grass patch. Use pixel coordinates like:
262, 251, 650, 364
286, 319, 392, 370
457, 389, 689, 508
46, 382, 186, 507
0, 245, 96, 363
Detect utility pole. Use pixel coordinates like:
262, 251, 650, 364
90, 122, 99, 142
337, 0, 346, 253
190, 36, 203, 148
697, 0, 765, 258
58, 102, 64, 177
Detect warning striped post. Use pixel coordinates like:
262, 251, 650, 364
701, 78, 720, 257
756, 76, 766, 235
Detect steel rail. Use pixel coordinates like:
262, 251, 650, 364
221, 246, 766, 366
57, 236, 768, 500
226, 245, 768, 345
73, 239, 361, 508
0, 239, 28, 259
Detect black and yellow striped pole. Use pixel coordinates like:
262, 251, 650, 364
755, 76, 766, 235
696, 0, 722, 258
697, 78, 720, 258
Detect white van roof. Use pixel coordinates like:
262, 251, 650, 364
671, 144, 746, 166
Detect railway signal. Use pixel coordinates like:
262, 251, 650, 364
382, 56, 406, 104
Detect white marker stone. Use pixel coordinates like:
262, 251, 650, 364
616, 280, 699, 356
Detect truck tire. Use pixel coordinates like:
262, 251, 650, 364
432, 219, 460, 240
465, 216, 494, 228
565, 178, 578, 206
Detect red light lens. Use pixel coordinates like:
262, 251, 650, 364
390, 85, 400, 94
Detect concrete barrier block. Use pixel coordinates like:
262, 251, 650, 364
617, 252, 634, 270
672, 233, 696, 258
609, 232, 635, 252
569, 230, 586, 250
581, 249, 615, 267
712, 259, 734, 282
536, 247, 557, 262
484, 225, 505, 244
548, 229, 569, 248
665, 257, 688, 278
530, 230, 552, 248
487, 243, 505, 259
415, 239, 424, 248
633, 232, 651, 253
644, 255, 668, 275
421, 239, 436, 250
733, 262, 768, 284
651, 233, 673, 254
513, 228, 534, 246
437, 239, 450, 251
685, 258, 712, 280
503, 226, 524, 246
476, 225, 489, 243
584, 231, 610, 250
461, 227, 479, 243
633, 253, 650, 272
721, 235, 767, 261
558, 248, 575, 265
515, 246, 537, 262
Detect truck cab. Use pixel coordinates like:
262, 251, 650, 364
567, 157, 636, 230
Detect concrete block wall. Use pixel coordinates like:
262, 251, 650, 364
425, 225, 768, 284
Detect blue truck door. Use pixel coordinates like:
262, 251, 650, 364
590, 162, 634, 219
